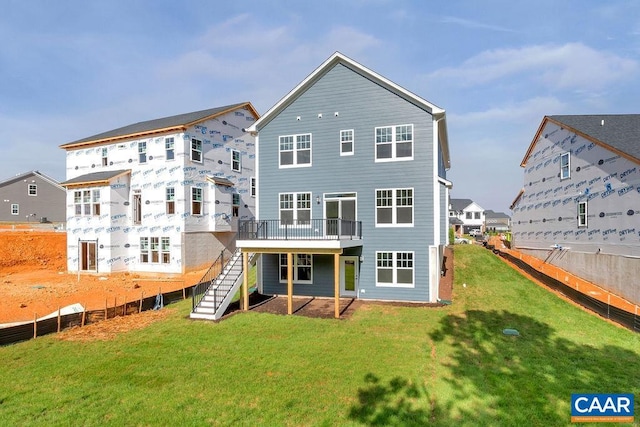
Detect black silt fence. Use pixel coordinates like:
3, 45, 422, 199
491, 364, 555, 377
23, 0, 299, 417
496, 250, 639, 333
0, 286, 194, 347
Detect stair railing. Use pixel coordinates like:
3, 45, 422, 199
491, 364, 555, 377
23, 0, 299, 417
191, 235, 237, 311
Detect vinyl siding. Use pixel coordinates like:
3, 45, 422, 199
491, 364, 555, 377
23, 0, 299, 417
257, 63, 437, 302
0, 173, 65, 223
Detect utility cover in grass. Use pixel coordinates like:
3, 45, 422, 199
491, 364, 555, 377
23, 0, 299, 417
503, 328, 520, 336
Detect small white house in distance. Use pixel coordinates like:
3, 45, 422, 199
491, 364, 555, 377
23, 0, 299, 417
449, 198, 484, 234
59, 103, 259, 274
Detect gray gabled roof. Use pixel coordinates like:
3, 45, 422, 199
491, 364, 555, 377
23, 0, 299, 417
484, 210, 510, 219
523, 115, 640, 166
0, 170, 65, 191
550, 115, 640, 161
60, 170, 131, 188
61, 103, 258, 149
449, 198, 473, 211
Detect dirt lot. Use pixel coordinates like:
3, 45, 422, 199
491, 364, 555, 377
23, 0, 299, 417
0, 228, 202, 324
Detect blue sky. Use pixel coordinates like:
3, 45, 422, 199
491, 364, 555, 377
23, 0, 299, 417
2, 1, 639, 213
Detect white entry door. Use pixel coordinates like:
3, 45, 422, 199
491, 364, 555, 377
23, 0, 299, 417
340, 256, 359, 297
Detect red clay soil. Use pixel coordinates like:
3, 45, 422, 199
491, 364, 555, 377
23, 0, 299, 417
0, 229, 203, 324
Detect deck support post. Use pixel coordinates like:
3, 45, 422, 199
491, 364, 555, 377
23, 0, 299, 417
287, 252, 293, 315
243, 251, 249, 311
334, 253, 340, 319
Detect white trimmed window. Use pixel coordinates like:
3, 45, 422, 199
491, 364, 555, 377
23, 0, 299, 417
166, 187, 175, 214
191, 187, 203, 215
161, 237, 170, 263
279, 133, 312, 167
11, 204, 18, 215
375, 188, 413, 226
376, 251, 414, 287
28, 184, 37, 196
138, 141, 147, 164
73, 189, 100, 216
577, 201, 587, 227
102, 147, 108, 166
232, 193, 240, 217
165, 137, 175, 161
375, 124, 413, 161
560, 152, 570, 179
340, 129, 354, 156
279, 192, 311, 226
191, 138, 202, 163
140, 237, 150, 263
231, 150, 241, 172
279, 253, 313, 284
250, 177, 256, 197
140, 237, 171, 264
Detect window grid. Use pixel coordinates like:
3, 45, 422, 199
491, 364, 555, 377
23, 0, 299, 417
28, 184, 37, 196
102, 147, 108, 166
232, 193, 240, 217
279, 253, 313, 284
577, 201, 588, 228
166, 187, 175, 214
250, 177, 256, 197
279, 192, 311, 226
340, 129, 354, 155
375, 124, 413, 161
232, 150, 241, 172
11, 204, 18, 215
279, 133, 312, 167
560, 152, 570, 180
192, 187, 203, 215
138, 142, 147, 164
376, 188, 414, 226
376, 251, 414, 287
191, 138, 203, 163
165, 137, 175, 161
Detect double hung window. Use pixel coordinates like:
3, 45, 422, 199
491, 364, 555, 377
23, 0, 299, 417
279, 254, 313, 284
191, 187, 203, 215
375, 124, 413, 161
279, 133, 311, 167
279, 192, 311, 226
577, 201, 587, 227
340, 129, 354, 155
376, 251, 414, 287
375, 188, 413, 226
165, 137, 175, 160
138, 141, 147, 164
560, 152, 570, 180
232, 150, 241, 172
191, 138, 202, 163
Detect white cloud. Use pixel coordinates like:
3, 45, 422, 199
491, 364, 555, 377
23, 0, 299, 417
450, 96, 567, 126
428, 43, 638, 91
440, 16, 516, 33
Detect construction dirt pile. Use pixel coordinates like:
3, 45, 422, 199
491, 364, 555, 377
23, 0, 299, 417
0, 229, 203, 324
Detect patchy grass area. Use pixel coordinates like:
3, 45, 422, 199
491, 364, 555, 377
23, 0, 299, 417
0, 245, 638, 426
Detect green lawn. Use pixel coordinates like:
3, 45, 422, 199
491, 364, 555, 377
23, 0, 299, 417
1, 245, 638, 426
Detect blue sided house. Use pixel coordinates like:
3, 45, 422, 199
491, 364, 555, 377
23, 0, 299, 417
230, 52, 451, 318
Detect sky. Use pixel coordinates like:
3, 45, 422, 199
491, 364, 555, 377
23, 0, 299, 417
2, 1, 640, 214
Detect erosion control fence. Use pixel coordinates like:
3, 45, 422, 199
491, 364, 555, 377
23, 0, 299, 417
0, 287, 193, 346
496, 249, 640, 333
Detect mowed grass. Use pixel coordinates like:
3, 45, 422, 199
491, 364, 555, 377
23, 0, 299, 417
1, 245, 639, 426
